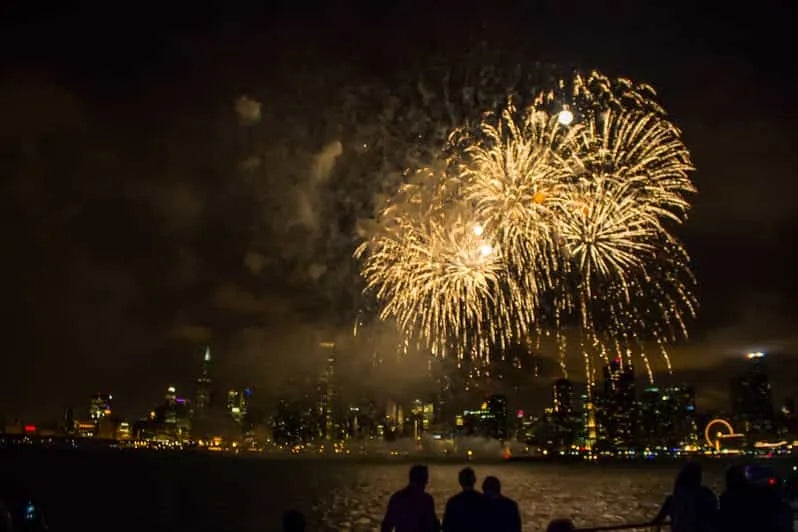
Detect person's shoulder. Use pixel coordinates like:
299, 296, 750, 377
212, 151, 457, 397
503, 495, 519, 507
449, 491, 466, 500
497, 495, 517, 508
390, 486, 410, 500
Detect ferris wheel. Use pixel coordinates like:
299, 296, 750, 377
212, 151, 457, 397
704, 418, 738, 450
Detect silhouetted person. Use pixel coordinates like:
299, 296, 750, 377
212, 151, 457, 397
0, 494, 47, 532
744, 466, 792, 532
0, 499, 12, 532
762, 479, 793, 532
482, 476, 521, 532
382, 465, 440, 532
546, 518, 575, 532
282, 510, 305, 532
653, 462, 717, 532
442, 467, 487, 532
766, 480, 793, 532
719, 466, 755, 532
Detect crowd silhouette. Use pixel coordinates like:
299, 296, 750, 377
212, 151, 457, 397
381, 466, 521, 532
651, 462, 793, 532
281, 461, 796, 531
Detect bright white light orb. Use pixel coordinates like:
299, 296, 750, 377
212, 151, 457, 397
479, 244, 493, 257
473, 224, 484, 237
558, 109, 574, 126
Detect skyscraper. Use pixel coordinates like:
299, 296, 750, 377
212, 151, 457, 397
486, 394, 508, 440
194, 346, 212, 418
226, 388, 251, 424
89, 393, 112, 424
596, 359, 636, 449
64, 407, 75, 435
319, 341, 336, 441
553, 378, 574, 415
731, 352, 775, 436
637, 386, 662, 448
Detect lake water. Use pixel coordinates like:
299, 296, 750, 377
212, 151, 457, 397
0, 449, 731, 531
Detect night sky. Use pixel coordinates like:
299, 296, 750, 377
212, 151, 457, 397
1, 2, 796, 422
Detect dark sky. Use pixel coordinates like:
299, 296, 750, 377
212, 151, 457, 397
0, 2, 796, 422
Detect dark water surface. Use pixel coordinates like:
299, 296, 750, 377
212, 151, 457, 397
0, 449, 729, 531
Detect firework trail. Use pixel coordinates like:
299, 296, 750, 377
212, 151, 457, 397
356, 70, 697, 381
552, 108, 695, 384
355, 167, 533, 360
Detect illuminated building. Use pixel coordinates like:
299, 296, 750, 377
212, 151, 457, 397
164, 386, 177, 423
408, 399, 435, 440
194, 346, 213, 418
487, 395, 508, 440
140, 386, 193, 441
226, 388, 251, 424
515, 410, 536, 442
75, 421, 96, 438
731, 352, 775, 436
581, 393, 597, 446
637, 384, 698, 449
384, 399, 406, 438
779, 397, 798, 436
460, 395, 508, 440
116, 421, 131, 440
318, 342, 337, 441
553, 378, 574, 415
89, 393, 112, 424
595, 359, 636, 449
273, 399, 300, 445
638, 386, 662, 447
664, 385, 698, 447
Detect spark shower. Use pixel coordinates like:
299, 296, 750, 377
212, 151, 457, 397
356, 71, 697, 386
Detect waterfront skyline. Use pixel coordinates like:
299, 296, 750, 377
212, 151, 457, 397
1, 2, 797, 420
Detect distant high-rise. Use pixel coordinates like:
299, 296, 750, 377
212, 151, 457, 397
637, 384, 697, 449
319, 342, 336, 441
64, 407, 75, 434
731, 352, 775, 435
553, 378, 574, 415
164, 386, 178, 423
89, 393, 112, 424
459, 395, 508, 440
596, 359, 636, 449
638, 386, 662, 447
194, 346, 212, 417
226, 388, 251, 424
486, 394, 508, 440
665, 384, 698, 447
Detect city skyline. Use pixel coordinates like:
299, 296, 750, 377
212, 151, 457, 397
6, 346, 794, 450
1, 3, 797, 421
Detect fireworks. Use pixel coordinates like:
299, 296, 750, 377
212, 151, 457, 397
456, 101, 579, 305
355, 168, 533, 359
356, 70, 697, 380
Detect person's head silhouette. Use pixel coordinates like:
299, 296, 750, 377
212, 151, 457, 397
482, 476, 501, 498
546, 518, 575, 532
725, 465, 747, 491
282, 510, 305, 532
459, 467, 477, 491
675, 461, 702, 490
409, 464, 429, 489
